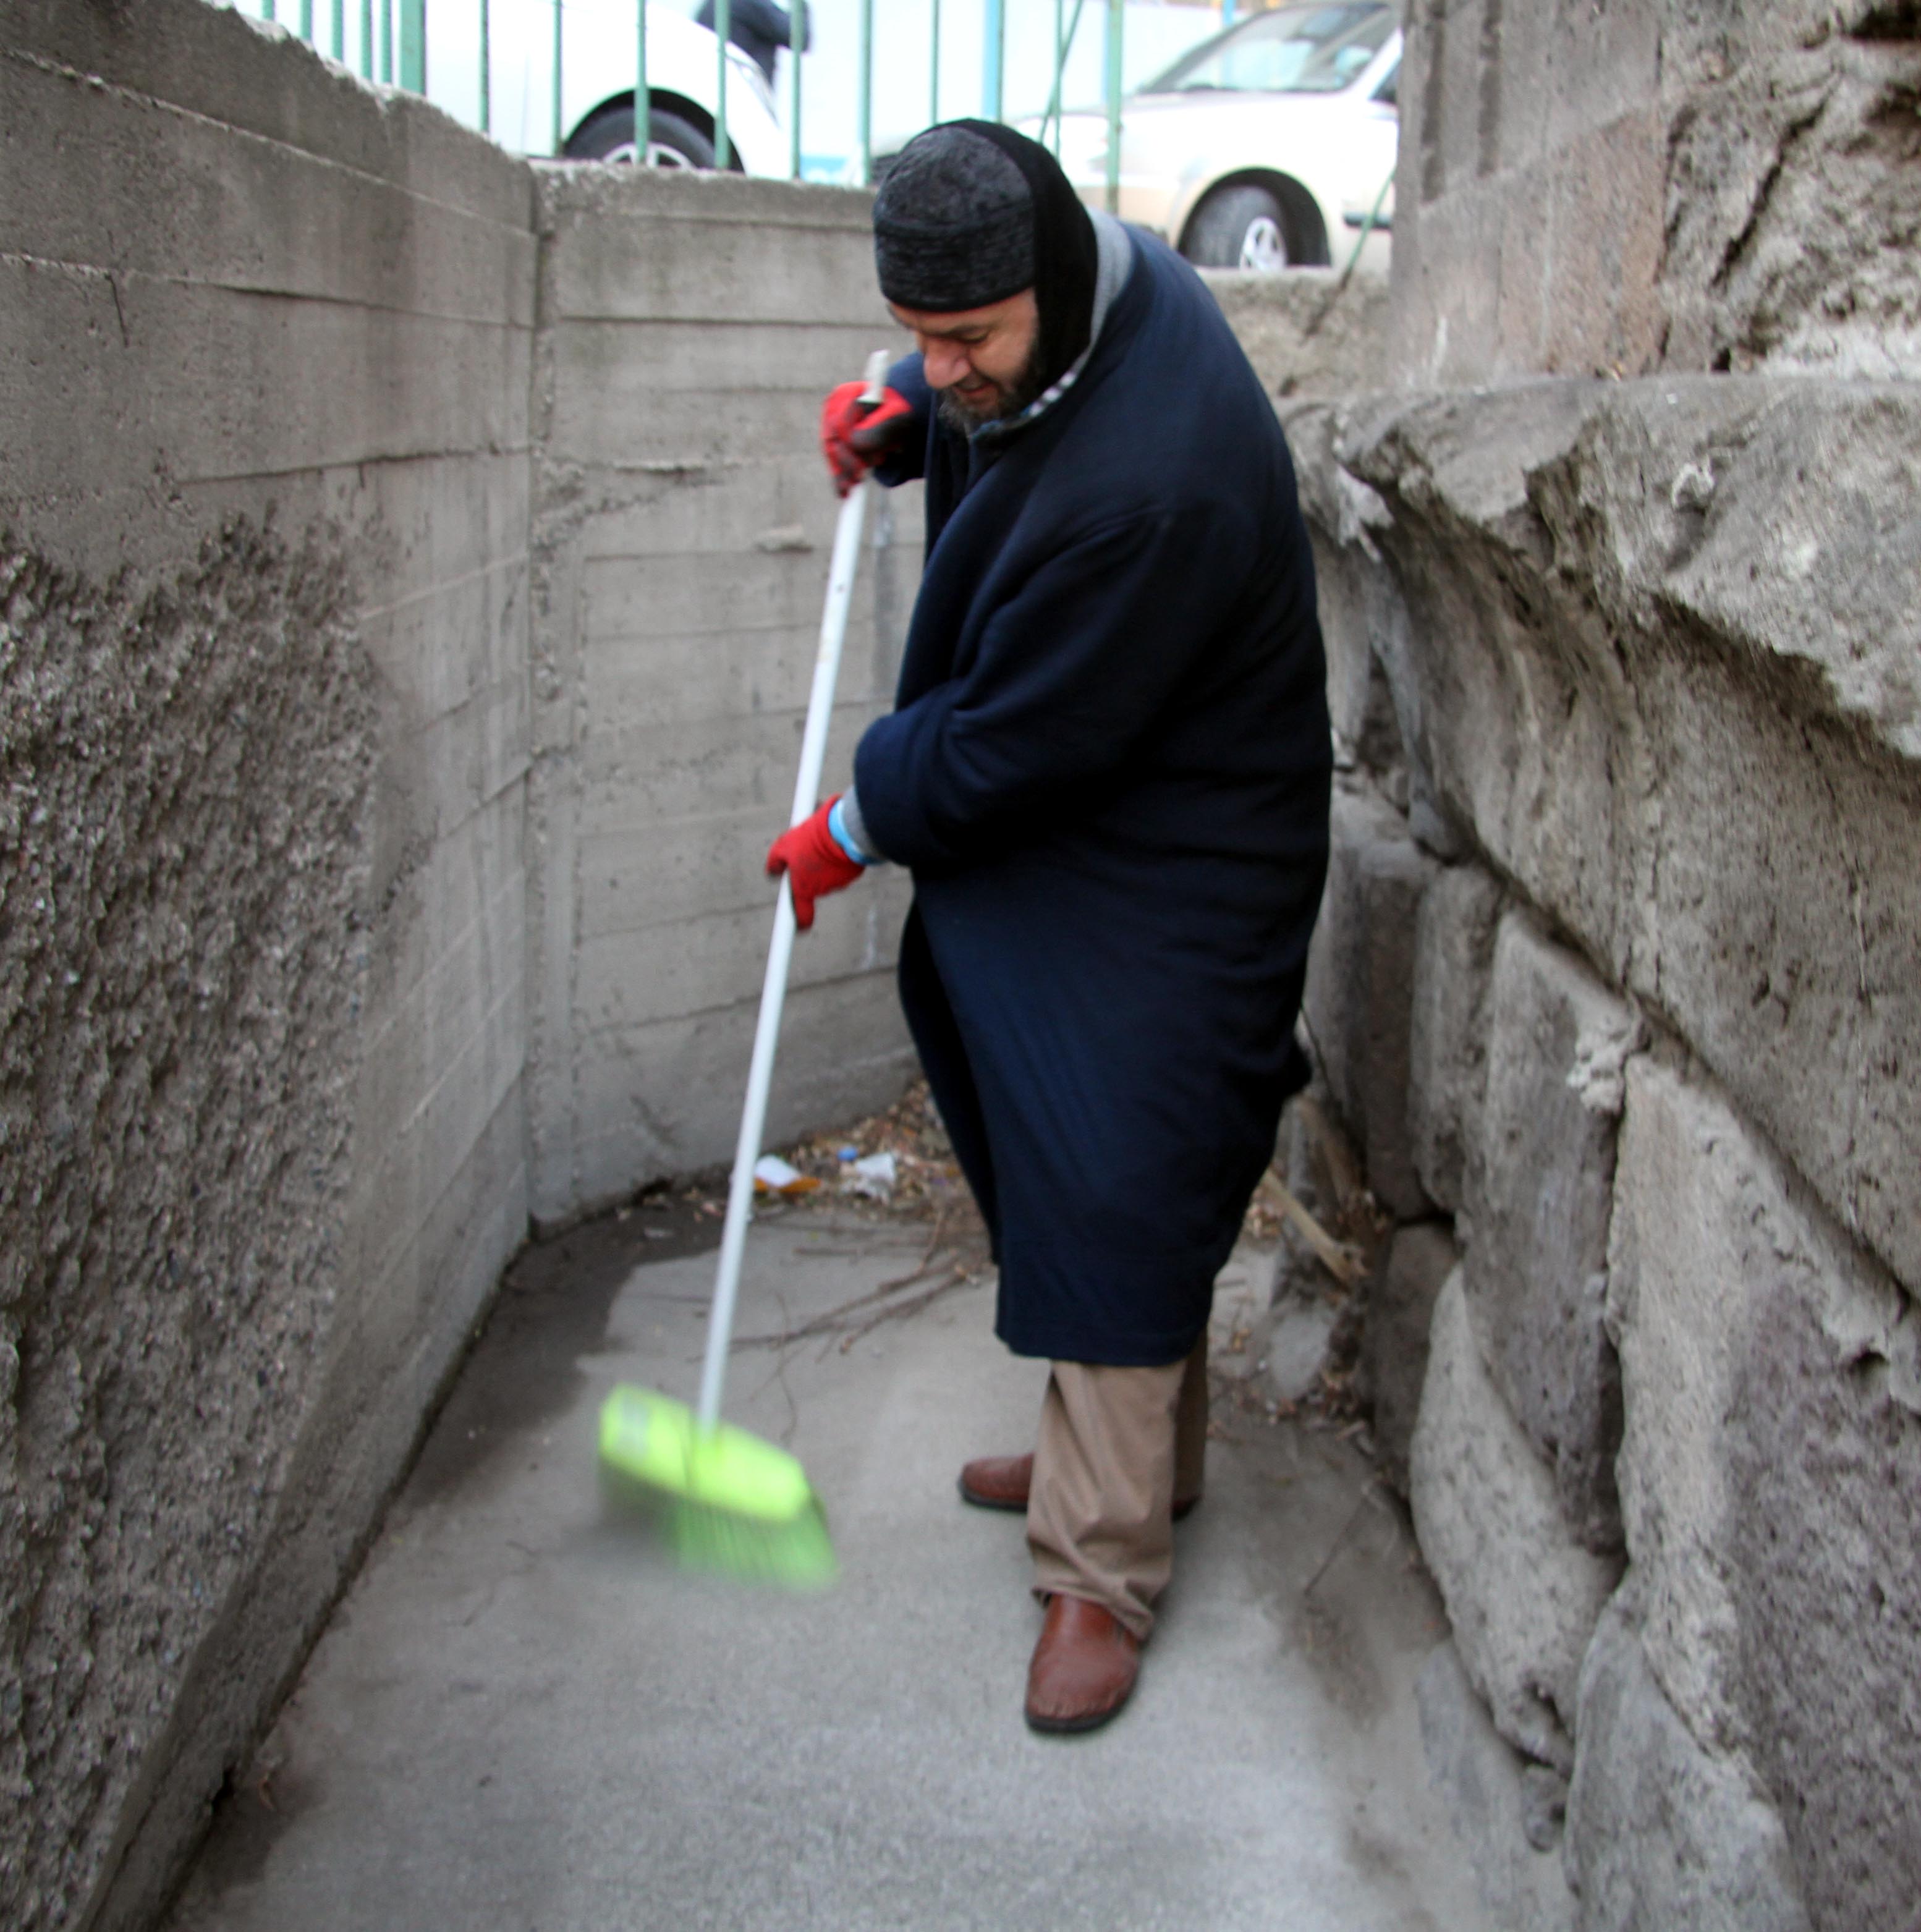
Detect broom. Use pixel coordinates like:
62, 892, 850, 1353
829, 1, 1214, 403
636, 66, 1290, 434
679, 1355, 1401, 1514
598, 350, 894, 1587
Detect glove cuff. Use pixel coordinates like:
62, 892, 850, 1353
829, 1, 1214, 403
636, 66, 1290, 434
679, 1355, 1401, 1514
828, 793, 878, 866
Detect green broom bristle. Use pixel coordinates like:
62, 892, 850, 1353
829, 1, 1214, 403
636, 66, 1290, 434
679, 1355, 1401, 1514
598, 1384, 838, 1588
664, 1494, 838, 1588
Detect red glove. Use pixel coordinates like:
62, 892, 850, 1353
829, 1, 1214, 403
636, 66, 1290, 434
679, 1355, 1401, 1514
766, 796, 863, 931
820, 382, 917, 498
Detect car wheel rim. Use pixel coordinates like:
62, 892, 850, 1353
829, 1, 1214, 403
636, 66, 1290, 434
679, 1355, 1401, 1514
1239, 216, 1286, 272
602, 140, 699, 169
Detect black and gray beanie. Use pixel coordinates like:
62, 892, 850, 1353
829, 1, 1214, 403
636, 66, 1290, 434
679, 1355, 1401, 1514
873, 123, 1036, 313
872, 120, 1100, 392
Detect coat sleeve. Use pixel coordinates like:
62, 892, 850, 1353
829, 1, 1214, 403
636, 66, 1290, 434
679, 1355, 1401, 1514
853, 501, 1253, 871
871, 354, 932, 488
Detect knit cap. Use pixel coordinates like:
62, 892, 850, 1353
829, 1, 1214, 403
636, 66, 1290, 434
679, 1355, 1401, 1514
873, 124, 1037, 313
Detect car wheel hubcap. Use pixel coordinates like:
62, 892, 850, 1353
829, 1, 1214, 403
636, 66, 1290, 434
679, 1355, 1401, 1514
604, 141, 698, 169
1239, 216, 1286, 272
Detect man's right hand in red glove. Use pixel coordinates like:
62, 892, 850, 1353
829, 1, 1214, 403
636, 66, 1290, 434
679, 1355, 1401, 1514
820, 382, 917, 498
766, 796, 865, 931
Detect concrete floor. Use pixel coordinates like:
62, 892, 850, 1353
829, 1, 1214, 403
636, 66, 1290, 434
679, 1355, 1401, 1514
166, 1207, 1491, 1932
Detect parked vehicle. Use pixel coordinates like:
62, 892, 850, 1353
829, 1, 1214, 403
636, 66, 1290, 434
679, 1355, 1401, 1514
460, 0, 786, 167
1021, 1, 1401, 273
212, 0, 789, 170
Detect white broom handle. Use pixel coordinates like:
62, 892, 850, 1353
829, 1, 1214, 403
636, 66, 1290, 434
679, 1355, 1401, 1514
697, 350, 891, 1433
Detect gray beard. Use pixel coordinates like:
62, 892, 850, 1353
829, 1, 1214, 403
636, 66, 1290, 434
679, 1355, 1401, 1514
935, 339, 1048, 435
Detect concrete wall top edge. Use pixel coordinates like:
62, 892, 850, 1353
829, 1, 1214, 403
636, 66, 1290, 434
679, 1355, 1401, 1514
5, 0, 535, 232
532, 163, 876, 233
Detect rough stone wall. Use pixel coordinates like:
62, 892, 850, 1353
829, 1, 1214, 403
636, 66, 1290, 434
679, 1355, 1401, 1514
1286, 366, 1921, 1931
1270, 16, 1921, 1916
524, 168, 919, 1225
1391, 0, 1921, 384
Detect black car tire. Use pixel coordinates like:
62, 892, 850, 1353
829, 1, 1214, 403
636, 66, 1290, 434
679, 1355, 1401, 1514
565, 103, 717, 170
1183, 185, 1291, 272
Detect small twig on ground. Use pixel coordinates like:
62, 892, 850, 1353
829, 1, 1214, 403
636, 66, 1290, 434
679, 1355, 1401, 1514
836, 1262, 978, 1350
785, 1242, 921, 1258
1302, 1494, 1370, 1599
873, 1204, 948, 1294
732, 1216, 983, 1352
734, 1264, 944, 1349
1257, 1169, 1368, 1285
1292, 1093, 1367, 1221
743, 1279, 805, 1443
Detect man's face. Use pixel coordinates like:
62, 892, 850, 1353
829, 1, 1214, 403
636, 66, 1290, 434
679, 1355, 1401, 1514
888, 289, 1042, 428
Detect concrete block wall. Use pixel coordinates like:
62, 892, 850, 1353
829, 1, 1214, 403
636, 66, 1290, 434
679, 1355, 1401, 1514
1, 6, 538, 1929
2, 5, 920, 1928
1286, 368, 1921, 1931
1391, 0, 1921, 386
524, 168, 918, 1224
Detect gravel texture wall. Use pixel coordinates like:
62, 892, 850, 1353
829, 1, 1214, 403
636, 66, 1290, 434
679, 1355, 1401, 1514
2, 4, 537, 1927
2, 4, 916, 1928
0, 526, 378, 1932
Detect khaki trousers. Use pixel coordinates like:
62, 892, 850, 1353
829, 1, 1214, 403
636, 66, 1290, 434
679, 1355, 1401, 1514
1025, 1335, 1208, 1642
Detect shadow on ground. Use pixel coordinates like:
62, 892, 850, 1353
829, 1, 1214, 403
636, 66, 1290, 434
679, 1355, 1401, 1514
166, 1210, 1490, 1932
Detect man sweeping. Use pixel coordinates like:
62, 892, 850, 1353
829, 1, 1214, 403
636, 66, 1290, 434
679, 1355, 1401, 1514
768, 122, 1331, 1733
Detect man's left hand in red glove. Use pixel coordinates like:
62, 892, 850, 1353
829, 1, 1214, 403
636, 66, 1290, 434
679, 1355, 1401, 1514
766, 794, 867, 930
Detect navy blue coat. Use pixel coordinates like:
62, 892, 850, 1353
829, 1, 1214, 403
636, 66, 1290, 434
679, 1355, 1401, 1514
854, 231, 1330, 1366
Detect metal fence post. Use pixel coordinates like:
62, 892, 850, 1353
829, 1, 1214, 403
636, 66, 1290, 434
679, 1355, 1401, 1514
299, 1, 313, 40
929, 0, 941, 129
789, 0, 803, 177
399, 0, 425, 90
360, 0, 373, 78
716, 0, 731, 169
982, 0, 1004, 120
381, 0, 394, 82
553, 0, 564, 152
479, 0, 491, 133
1053, 0, 1063, 143
635, 0, 650, 160
859, 0, 873, 184
1104, 0, 1122, 213
331, 0, 344, 59
1044, 0, 1086, 154
262, 1, 276, 23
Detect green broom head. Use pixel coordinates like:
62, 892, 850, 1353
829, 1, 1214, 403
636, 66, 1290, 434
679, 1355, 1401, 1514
598, 1384, 838, 1590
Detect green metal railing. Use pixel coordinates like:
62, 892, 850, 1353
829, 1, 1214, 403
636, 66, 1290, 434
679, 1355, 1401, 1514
239, 0, 1142, 193
258, 0, 413, 85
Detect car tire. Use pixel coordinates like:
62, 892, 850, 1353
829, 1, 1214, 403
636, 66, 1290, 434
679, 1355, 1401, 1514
566, 103, 717, 170
1184, 186, 1291, 272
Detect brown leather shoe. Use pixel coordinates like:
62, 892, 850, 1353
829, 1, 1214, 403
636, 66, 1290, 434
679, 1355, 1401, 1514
957, 1451, 1200, 1520
957, 1451, 1035, 1512
1025, 1594, 1142, 1734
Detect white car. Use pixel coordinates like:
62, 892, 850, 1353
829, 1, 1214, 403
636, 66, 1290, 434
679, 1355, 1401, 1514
216, 0, 787, 172
1022, 1, 1401, 273
445, 0, 787, 169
